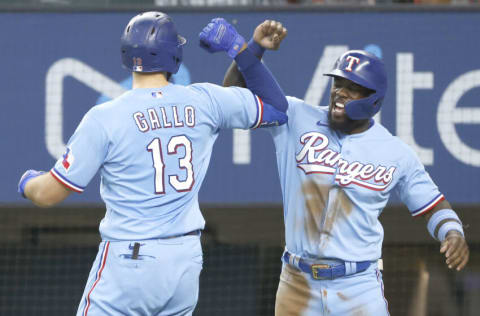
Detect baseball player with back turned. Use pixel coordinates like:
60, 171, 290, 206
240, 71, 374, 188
223, 21, 470, 316
17, 13, 288, 315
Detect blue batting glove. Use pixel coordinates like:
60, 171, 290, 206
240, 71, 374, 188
199, 18, 245, 58
18, 170, 45, 198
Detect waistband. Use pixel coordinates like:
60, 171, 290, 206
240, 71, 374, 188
282, 250, 372, 280
164, 229, 202, 239
102, 230, 202, 243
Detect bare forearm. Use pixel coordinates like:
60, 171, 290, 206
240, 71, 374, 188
423, 200, 452, 222
25, 173, 71, 207
223, 61, 246, 88
223, 38, 266, 88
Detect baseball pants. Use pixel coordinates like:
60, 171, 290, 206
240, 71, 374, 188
275, 262, 389, 316
76, 234, 203, 316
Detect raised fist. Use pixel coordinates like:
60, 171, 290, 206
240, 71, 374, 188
253, 20, 287, 50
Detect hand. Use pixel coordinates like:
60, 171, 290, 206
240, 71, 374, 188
199, 18, 246, 58
440, 230, 469, 271
18, 170, 45, 198
253, 20, 287, 50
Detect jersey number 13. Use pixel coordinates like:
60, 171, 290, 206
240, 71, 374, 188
147, 136, 194, 194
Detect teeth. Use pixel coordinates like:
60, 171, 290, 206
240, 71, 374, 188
335, 102, 345, 109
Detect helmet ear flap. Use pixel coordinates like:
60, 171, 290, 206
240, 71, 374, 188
374, 97, 384, 108
345, 92, 383, 120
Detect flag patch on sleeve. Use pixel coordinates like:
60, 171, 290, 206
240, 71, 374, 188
62, 147, 74, 172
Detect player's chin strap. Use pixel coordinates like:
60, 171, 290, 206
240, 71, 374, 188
427, 209, 465, 242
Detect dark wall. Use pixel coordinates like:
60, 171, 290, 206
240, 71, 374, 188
1, 205, 478, 315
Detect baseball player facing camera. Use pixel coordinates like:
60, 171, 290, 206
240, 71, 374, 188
18, 13, 288, 315
224, 21, 469, 316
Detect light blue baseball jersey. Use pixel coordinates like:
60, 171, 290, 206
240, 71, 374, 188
269, 97, 444, 261
51, 83, 265, 241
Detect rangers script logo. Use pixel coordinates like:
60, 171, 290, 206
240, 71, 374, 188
296, 132, 396, 191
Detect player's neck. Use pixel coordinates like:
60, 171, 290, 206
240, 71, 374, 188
349, 121, 370, 134
132, 72, 170, 89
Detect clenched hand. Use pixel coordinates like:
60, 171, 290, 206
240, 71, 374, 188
253, 20, 287, 50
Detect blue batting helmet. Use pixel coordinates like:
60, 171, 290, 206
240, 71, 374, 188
121, 12, 186, 74
324, 50, 387, 120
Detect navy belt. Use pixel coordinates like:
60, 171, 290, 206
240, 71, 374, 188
282, 251, 372, 280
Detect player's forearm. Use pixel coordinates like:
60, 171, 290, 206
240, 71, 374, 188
424, 199, 469, 270
223, 40, 265, 88
223, 61, 246, 88
425, 200, 464, 241
423, 200, 451, 222
234, 43, 287, 113
200, 18, 286, 112
24, 173, 70, 208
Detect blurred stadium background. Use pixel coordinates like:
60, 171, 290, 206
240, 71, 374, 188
1, 1, 480, 315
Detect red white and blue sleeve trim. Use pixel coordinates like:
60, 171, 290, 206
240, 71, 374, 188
411, 193, 445, 217
50, 168, 85, 193
250, 94, 264, 129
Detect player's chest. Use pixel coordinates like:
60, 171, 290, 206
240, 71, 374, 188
293, 125, 398, 194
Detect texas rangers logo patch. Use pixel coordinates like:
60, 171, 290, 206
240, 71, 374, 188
62, 147, 74, 172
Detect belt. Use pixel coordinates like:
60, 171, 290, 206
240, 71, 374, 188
165, 229, 201, 239
127, 230, 202, 259
282, 251, 372, 280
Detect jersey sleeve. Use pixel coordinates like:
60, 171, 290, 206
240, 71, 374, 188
190, 83, 262, 130
50, 109, 109, 193
267, 96, 299, 137
395, 145, 445, 217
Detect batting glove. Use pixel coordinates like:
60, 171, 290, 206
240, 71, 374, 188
18, 170, 45, 198
199, 18, 245, 58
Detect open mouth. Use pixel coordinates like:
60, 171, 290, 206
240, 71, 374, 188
332, 101, 346, 116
